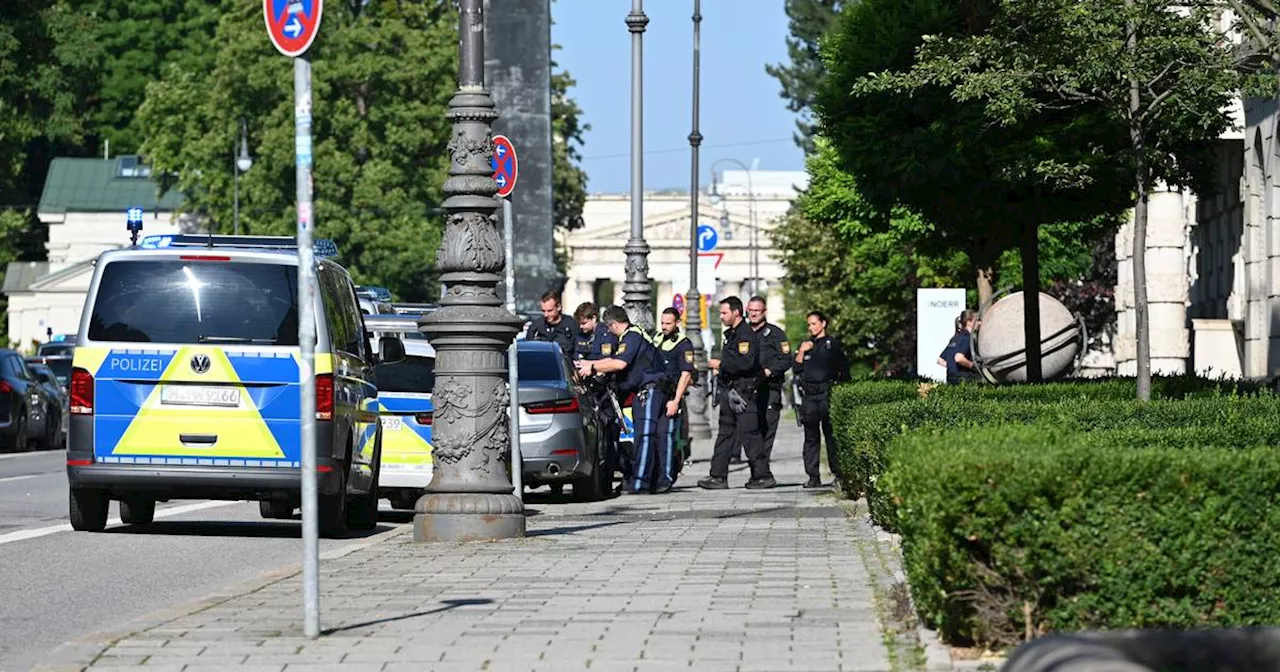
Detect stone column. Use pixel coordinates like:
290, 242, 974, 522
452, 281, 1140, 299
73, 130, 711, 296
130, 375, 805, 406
414, 0, 525, 543
1114, 185, 1191, 376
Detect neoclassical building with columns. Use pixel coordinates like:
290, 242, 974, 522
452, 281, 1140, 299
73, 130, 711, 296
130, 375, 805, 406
561, 170, 808, 329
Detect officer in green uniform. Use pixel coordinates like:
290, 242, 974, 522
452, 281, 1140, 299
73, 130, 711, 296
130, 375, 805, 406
655, 307, 696, 484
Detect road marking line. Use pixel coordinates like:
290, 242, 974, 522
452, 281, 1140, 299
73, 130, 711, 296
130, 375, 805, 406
0, 500, 237, 547
0, 474, 40, 483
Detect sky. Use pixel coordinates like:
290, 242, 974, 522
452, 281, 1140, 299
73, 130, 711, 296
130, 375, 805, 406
551, 0, 806, 194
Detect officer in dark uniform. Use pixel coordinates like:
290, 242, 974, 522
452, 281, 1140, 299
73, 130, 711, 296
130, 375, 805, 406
525, 291, 576, 360
698, 296, 774, 490
574, 301, 615, 361
795, 310, 849, 488
576, 306, 668, 495
937, 309, 981, 383
746, 295, 792, 461
655, 307, 696, 486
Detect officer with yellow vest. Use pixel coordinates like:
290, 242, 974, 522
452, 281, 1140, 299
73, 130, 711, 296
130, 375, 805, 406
654, 307, 696, 485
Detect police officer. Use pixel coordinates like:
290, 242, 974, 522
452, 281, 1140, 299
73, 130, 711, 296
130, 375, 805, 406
795, 310, 849, 488
526, 291, 576, 360
574, 301, 615, 361
698, 296, 774, 490
655, 307, 696, 486
745, 295, 791, 461
575, 306, 668, 495
937, 309, 980, 384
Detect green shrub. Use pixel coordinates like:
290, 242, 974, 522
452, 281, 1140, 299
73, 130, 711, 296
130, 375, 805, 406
884, 425, 1280, 648
834, 392, 1280, 528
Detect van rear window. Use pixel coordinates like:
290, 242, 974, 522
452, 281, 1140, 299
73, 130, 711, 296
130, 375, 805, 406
87, 260, 299, 345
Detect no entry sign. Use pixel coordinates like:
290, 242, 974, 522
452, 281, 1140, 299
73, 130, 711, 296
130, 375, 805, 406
264, 0, 323, 57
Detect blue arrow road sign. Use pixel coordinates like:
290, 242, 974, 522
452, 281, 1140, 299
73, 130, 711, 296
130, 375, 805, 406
697, 224, 718, 252
284, 16, 303, 37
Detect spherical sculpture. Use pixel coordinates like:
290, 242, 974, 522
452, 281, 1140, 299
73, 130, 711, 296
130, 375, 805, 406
975, 291, 1082, 382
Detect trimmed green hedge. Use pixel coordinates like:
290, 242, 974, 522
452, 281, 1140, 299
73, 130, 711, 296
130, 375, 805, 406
885, 425, 1280, 648
830, 378, 1277, 527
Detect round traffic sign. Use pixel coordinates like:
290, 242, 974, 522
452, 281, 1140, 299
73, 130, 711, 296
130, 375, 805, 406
492, 135, 518, 198
697, 224, 718, 252
264, 0, 323, 58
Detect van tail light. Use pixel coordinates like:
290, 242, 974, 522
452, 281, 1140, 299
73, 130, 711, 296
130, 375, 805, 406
414, 413, 433, 426
523, 397, 580, 415
315, 374, 333, 421
70, 368, 94, 415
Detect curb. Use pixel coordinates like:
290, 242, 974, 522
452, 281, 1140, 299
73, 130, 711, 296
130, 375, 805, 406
32, 521, 411, 672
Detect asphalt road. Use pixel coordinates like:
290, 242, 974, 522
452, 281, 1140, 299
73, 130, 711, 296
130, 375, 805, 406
0, 450, 410, 672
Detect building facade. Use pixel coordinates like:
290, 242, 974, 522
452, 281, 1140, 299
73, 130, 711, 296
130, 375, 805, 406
562, 170, 807, 331
5, 157, 193, 350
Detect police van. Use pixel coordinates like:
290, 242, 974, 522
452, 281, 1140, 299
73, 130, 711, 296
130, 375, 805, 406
65, 235, 404, 538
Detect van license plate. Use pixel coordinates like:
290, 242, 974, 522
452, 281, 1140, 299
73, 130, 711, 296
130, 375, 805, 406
160, 385, 241, 408
380, 416, 403, 432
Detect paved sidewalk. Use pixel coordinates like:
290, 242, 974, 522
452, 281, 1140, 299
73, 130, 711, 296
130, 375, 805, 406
38, 419, 898, 672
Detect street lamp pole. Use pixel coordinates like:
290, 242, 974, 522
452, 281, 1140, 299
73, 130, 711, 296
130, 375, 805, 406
414, 0, 525, 543
234, 120, 253, 236
685, 0, 710, 440
710, 159, 755, 295
622, 0, 654, 332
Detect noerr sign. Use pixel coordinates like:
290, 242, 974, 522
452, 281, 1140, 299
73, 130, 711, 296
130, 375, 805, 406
264, 0, 323, 57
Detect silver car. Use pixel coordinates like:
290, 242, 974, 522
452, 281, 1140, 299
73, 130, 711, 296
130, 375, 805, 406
514, 341, 613, 501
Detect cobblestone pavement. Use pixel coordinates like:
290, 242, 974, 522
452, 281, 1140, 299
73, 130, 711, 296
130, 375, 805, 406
37, 418, 900, 672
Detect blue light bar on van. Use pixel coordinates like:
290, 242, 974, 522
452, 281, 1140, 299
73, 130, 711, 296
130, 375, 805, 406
137, 234, 338, 258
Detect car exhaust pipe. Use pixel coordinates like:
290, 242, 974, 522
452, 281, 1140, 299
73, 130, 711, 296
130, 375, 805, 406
547, 463, 561, 476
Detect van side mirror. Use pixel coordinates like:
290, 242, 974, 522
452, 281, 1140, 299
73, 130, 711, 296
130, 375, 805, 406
378, 336, 406, 364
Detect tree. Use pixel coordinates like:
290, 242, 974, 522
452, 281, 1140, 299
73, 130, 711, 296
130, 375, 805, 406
72, 0, 221, 154
765, 0, 845, 153
138, 1, 461, 303
551, 49, 590, 275
857, 0, 1242, 399
0, 0, 102, 343
773, 138, 970, 375
820, 0, 1133, 381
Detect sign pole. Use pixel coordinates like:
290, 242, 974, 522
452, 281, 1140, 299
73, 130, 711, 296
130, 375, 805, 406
503, 197, 522, 498
294, 54, 320, 640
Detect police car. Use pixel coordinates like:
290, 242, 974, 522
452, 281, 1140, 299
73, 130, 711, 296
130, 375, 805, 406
65, 235, 404, 538
363, 314, 435, 511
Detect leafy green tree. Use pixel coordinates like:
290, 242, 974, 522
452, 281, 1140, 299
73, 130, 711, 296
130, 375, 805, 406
73, 0, 220, 154
138, 1, 459, 302
774, 138, 970, 375
551, 49, 589, 276
857, 0, 1243, 398
765, 0, 844, 153
820, 0, 1135, 380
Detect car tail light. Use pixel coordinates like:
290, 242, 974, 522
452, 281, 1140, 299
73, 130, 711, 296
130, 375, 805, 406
0, 380, 10, 394
315, 374, 333, 421
70, 368, 94, 415
523, 397, 580, 414
414, 413, 433, 426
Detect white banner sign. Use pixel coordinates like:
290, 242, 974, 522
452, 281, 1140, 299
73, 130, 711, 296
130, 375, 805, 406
917, 288, 967, 382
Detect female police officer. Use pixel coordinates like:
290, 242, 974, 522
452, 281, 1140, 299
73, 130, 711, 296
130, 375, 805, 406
794, 311, 848, 488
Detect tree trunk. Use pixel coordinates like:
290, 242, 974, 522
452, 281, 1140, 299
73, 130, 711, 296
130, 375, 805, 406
977, 267, 994, 309
1127, 2, 1152, 403
1021, 222, 1042, 382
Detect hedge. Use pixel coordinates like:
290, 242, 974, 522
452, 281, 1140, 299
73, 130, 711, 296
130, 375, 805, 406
830, 379, 1279, 527
884, 425, 1280, 648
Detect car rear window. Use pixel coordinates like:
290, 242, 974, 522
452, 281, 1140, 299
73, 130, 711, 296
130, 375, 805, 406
376, 355, 435, 393
515, 349, 563, 382
38, 344, 74, 357
87, 260, 299, 345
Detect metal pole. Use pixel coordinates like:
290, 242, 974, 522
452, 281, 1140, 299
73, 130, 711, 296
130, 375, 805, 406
504, 197, 523, 498
415, 0, 524, 543
622, 0, 653, 332
233, 145, 240, 236
293, 55, 319, 640
685, 0, 710, 441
